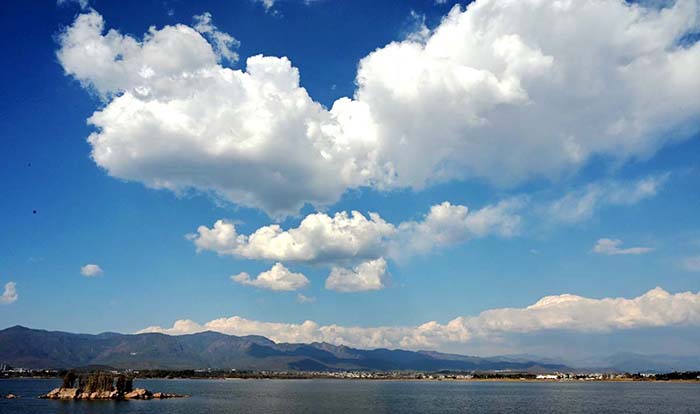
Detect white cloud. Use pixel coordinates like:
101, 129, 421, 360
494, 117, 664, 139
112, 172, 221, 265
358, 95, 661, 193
325, 258, 388, 292
0, 282, 18, 305
57, 0, 88, 9
406, 11, 431, 43
296, 293, 316, 303
232, 263, 309, 291
193, 200, 519, 293
138, 287, 700, 350
193, 12, 240, 62
191, 211, 395, 263
58, 1, 700, 216
593, 238, 653, 256
254, 0, 276, 11
545, 174, 669, 224
681, 256, 700, 272
80, 264, 103, 277
348, 0, 699, 189
393, 199, 522, 256
253, 0, 322, 13
57, 10, 370, 217
188, 177, 662, 271
189, 201, 520, 264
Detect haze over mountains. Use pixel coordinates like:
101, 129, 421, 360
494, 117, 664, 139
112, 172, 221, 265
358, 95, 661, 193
2, 326, 697, 373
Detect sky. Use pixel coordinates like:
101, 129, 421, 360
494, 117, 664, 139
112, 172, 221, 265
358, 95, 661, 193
1, 0, 699, 364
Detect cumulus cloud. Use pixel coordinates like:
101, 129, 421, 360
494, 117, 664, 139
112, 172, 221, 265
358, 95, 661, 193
191, 211, 395, 263
232, 263, 309, 291
0, 282, 18, 305
139, 315, 467, 349
352, 0, 699, 189
138, 287, 700, 349
325, 258, 388, 292
57, 10, 371, 217
80, 263, 103, 277
545, 174, 669, 224
189, 200, 520, 264
593, 238, 653, 256
189, 176, 663, 275
393, 199, 522, 256
57, 1, 700, 216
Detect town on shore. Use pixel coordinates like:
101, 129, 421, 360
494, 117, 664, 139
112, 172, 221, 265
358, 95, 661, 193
2, 365, 699, 383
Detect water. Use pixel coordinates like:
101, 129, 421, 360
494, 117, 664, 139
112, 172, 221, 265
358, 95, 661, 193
1, 378, 699, 413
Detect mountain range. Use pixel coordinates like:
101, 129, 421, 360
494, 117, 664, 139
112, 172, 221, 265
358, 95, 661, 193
0, 326, 566, 372
2, 326, 696, 373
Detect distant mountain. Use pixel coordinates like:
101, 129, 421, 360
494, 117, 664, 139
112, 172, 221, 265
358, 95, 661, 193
601, 352, 700, 373
0, 326, 567, 372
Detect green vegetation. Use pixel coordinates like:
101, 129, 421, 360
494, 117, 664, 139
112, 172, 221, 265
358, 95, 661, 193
652, 371, 700, 381
60, 370, 133, 393
61, 370, 76, 388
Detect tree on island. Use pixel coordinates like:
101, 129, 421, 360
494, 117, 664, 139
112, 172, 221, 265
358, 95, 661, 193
81, 372, 114, 393
61, 370, 77, 388
61, 371, 135, 393
115, 374, 133, 393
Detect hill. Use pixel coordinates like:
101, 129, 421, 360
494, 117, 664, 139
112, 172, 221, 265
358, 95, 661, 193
0, 326, 567, 372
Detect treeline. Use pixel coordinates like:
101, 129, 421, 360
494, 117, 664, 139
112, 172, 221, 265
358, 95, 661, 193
653, 371, 700, 381
136, 369, 316, 379
61, 370, 134, 392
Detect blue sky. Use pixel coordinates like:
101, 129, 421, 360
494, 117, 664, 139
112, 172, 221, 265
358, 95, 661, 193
1, 0, 699, 361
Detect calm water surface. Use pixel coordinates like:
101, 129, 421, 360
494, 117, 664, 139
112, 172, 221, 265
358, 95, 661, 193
1, 378, 698, 413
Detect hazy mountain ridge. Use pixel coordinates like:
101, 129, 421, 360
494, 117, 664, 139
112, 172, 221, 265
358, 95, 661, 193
0, 326, 567, 372
599, 352, 700, 373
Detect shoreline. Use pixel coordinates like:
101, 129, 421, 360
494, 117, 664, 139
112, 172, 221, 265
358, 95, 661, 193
3, 376, 699, 384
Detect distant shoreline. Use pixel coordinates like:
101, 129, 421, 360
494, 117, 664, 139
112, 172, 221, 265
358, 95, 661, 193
3, 376, 699, 384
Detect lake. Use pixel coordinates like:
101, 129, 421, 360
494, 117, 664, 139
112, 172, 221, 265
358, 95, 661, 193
1, 378, 699, 413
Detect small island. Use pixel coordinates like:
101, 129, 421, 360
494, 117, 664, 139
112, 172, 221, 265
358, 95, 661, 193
40, 371, 185, 401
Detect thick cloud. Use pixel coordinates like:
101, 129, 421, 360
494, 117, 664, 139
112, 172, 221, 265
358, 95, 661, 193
139, 287, 700, 349
232, 263, 309, 291
80, 263, 103, 277
189, 201, 520, 264
352, 1, 699, 188
593, 238, 653, 255
325, 258, 388, 292
0, 282, 18, 305
57, 11, 374, 217
57, 1, 700, 216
